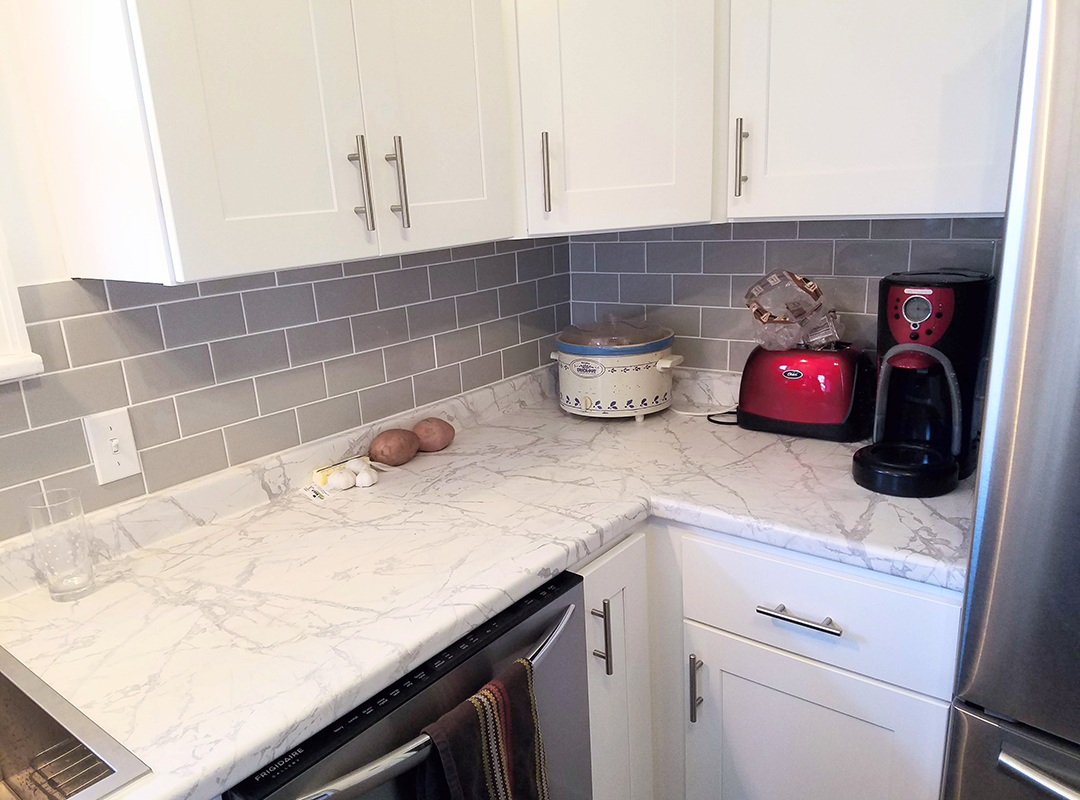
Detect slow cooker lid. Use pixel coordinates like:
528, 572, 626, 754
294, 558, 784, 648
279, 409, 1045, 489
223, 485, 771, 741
557, 318, 673, 348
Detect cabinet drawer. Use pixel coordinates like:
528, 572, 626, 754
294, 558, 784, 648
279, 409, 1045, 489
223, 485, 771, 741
682, 534, 961, 699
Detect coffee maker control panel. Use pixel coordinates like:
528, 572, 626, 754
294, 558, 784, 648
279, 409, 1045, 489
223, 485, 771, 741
887, 285, 955, 351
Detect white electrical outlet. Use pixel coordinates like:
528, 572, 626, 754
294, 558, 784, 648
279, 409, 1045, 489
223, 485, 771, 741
84, 409, 141, 485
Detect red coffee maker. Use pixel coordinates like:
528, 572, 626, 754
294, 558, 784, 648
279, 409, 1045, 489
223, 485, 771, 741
852, 270, 994, 497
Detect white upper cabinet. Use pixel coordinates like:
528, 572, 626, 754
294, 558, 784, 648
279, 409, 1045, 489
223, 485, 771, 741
353, 0, 515, 254
131, 0, 379, 281
516, 0, 715, 235
15, 0, 515, 284
727, 0, 1027, 219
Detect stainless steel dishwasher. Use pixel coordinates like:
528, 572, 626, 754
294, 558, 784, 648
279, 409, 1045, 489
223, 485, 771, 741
225, 572, 591, 800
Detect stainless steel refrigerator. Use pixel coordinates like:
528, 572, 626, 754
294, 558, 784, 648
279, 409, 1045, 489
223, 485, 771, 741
942, 0, 1080, 797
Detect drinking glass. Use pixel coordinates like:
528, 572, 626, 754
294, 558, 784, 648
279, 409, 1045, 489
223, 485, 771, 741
26, 488, 95, 601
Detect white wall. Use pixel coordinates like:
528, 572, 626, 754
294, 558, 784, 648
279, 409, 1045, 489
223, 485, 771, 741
0, 0, 68, 287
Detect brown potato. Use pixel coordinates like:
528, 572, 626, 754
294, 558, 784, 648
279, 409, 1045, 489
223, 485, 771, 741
368, 429, 421, 466
413, 418, 455, 452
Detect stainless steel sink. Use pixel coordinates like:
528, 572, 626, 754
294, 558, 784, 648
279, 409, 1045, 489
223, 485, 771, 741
0, 648, 148, 800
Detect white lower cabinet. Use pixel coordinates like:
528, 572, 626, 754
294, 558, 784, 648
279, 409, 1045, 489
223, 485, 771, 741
684, 620, 950, 800
578, 533, 654, 800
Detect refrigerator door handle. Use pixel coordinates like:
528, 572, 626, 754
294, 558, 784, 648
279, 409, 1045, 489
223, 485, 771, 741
999, 750, 1080, 800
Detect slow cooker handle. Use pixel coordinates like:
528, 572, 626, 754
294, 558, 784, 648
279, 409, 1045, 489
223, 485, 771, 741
656, 355, 684, 372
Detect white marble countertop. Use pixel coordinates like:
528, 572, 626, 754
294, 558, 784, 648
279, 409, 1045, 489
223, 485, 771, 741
0, 368, 974, 800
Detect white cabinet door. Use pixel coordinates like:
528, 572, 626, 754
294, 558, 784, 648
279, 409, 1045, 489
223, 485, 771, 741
578, 534, 654, 800
684, 621, 949, 800
353, 0, 514, 254
727, 0, 1027, 218
130, 0, 379, 281
516, 0, 715, 234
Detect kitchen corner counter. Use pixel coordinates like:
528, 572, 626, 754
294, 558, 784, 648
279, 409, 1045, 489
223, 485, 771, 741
0, 369, 974, 800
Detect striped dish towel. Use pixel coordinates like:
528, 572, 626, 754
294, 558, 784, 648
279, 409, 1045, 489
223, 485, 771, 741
417, 658, 551, 800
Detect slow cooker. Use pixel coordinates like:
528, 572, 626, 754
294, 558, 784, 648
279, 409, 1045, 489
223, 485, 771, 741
550, 319, 683, 420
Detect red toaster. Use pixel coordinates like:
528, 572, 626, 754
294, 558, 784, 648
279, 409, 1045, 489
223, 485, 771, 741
737, 344, 874, 442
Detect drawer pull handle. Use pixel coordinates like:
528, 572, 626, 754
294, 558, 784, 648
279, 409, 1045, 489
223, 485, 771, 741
756, 603, 843, 637
347, 134, 376, 231
689, 654, 704, 723
999, 751, 1080, 800
541, 131, 552, 212
384, 135, 411, 229
733, 117, 749, 197
591, 599, 614, 675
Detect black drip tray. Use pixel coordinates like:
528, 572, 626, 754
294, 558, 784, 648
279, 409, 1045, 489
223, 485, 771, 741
852, 442, 960, 497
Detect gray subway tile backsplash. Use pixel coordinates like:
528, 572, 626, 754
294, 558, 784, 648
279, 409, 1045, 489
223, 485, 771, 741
703, 240, 765, 274
834, 240, 910, 276
647, 242, 702, 274
352, 307, 410, 351
159, 294, 246, 347
324, 351, 385, 396
211, 331, 291, 383
383, 338, 436, 381
277, 263, 344, 285
141, 430, 229, 493
255, 364, 326, 415
413, 365, 463, 406
435, 327, 481, 366
429, 260, 478, 299
128, 398, 180, 450
25, 322, 69, 373
910, 240, 995, 272
297, 394, 361, 444
106, 280, 198, 310
0, 383, 28, 436
175, 380, 259, 437
243, 284, 317, 332
286, 319, 353, 367
407, 298, 458, 339
65, 306, 164, 366
224, 411, 300, 465
480, 317, 519, 354
313, 275, 378, 321
23, 363, 129, 427
198, 272, 276, 296
572, 216, 1002, 369
455, 290, 501, 327
4, 221, 1001, 540
765, 240, 834, 275
619, 273, 672, 305
125, 345, 215, 403
461, 353, 503, 391
19, 279, 109, 322
0, 421, 89, 490
43, 467, 145, 515
870, 217, 951, 240
375, 266, 430, 309
595, 243, 646, 273
359, 378, 414, 422
498, 281, 538, 317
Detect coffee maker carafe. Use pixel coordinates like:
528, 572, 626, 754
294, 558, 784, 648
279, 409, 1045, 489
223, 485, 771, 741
852, 270, 993, 497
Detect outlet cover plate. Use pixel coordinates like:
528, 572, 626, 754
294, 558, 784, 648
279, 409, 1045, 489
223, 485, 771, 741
84, 409, 140, 485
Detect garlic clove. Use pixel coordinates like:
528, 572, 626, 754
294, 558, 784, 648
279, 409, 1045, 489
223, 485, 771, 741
325, 468, 356, 491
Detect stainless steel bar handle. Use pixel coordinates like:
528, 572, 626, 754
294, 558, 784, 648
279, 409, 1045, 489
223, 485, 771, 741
688, 654, 704, 723
591, 599, 614, 675
384, 135, 411, 229
999, 751, 1080, 800
347, 134, 376, 232
734, 117, 749, 197
295, 603, 576, 800
756, 603, 843, 637
541, 131, 552, 213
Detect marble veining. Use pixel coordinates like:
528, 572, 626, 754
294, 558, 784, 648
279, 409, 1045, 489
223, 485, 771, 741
0, 366, 973, 800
